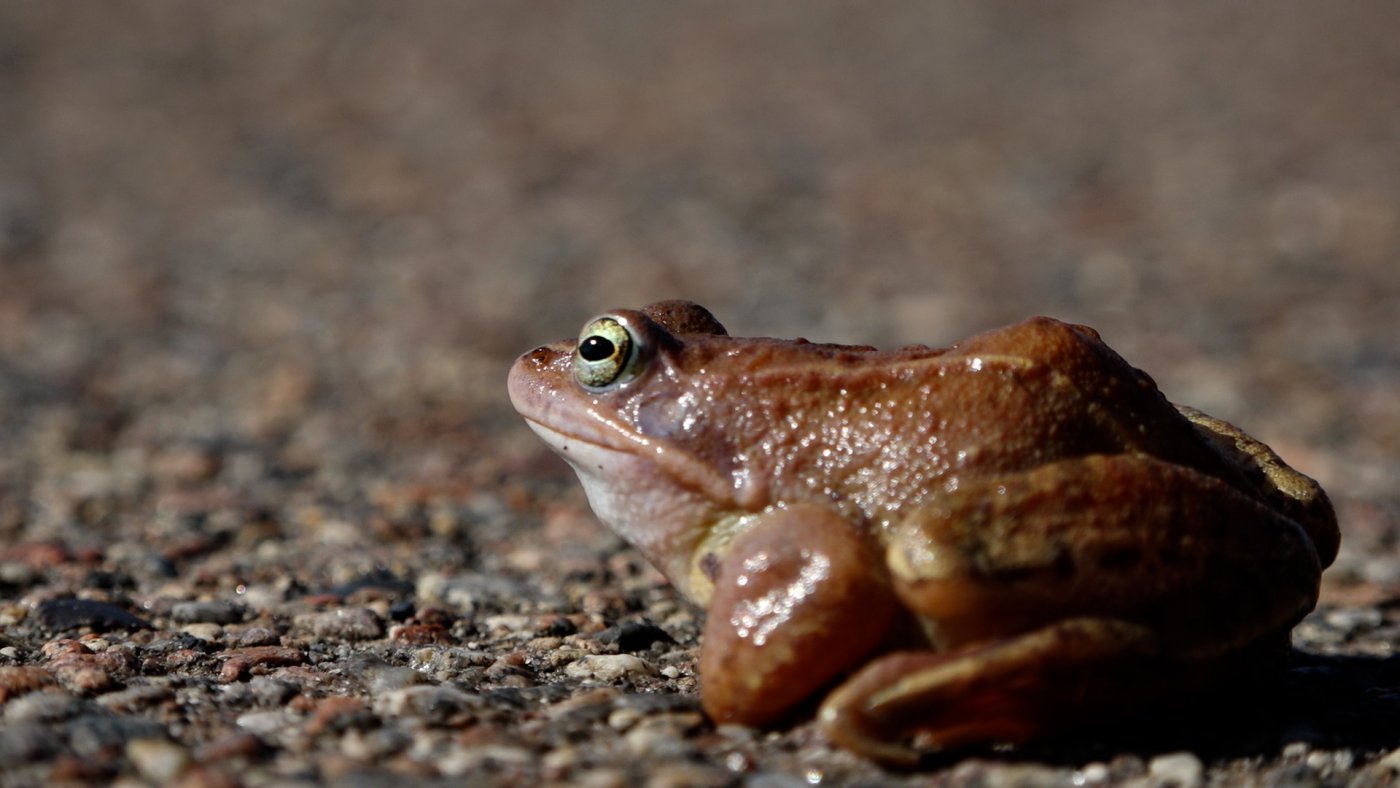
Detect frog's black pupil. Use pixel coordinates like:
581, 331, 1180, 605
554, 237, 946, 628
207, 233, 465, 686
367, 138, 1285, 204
579, 336, 615, 362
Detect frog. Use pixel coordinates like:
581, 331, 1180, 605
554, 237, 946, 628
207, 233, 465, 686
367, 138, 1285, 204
507, 300, 1338, 765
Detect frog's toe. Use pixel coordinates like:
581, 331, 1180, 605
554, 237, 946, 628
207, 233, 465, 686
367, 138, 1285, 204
818, 618, 1159, 766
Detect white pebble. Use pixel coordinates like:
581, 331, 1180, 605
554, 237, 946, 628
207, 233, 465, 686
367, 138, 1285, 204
235, 709, 300, 743
182, 623, 223, 642
1077, 762, 1110, 783
1148, 751, 1203, 788
1376, 745, 1400, 771
564, 654, 655, 682
436, 744, 534, 777
375, 685, 484, 725
126, 738, 190, 783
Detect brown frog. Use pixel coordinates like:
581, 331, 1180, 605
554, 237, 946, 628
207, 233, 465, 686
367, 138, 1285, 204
507, 300, 1337, 765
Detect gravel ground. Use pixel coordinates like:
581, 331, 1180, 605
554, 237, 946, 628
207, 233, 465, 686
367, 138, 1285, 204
1, 4, 1398, 786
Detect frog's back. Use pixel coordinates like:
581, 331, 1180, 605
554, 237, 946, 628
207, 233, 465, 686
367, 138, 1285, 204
883, 317, 1237, 481
721, 316, 1242, 526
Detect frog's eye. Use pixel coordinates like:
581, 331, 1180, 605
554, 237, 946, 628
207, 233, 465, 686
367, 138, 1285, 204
573, 316, 643, 391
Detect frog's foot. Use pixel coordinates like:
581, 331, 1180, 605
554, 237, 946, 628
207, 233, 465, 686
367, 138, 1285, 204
699, 503, 900, 728
818, 618, 1158, 767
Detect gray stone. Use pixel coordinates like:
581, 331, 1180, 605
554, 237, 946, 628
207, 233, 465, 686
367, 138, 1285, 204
170, 599, 246, 625
3, 689, 85, 723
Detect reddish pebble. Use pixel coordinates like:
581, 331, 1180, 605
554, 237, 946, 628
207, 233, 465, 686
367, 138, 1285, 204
0, 665, 58, 702
389, 623, 451, 645
218, 646, 305, 682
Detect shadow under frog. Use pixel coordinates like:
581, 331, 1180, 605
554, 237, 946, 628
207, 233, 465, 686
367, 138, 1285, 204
936, 642, 1400, 768
508, 300, 1343, 766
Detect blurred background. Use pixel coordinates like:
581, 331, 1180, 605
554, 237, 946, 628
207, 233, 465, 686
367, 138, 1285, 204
0, 3, 1396, 587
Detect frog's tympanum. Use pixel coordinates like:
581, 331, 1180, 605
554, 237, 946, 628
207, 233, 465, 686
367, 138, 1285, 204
508, 300, 1337, 765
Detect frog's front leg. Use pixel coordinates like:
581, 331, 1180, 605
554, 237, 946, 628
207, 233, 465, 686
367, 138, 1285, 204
700, 503, 900, 728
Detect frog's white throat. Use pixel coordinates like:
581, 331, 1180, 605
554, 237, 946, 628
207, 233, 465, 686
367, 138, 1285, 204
522, 419, 707, 593
524, 420, 643, 529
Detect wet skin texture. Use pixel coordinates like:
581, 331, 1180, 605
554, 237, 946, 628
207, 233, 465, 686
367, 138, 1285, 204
507, 300, 1338, 765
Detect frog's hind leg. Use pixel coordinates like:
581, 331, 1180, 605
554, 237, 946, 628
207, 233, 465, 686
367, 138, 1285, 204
885, 453, 1321, 659
819, 617, 1159, 766
822, 452, 1323, 765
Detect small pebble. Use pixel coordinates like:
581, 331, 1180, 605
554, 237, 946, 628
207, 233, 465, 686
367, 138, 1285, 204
623, 720, 694, 760
949, 761, 1075, 786
193, 731, 267, 763
375, 685, 485, 725
1078, 762, 1110, 783
390, 623, 452, 645
228, 626, 282, 648
595, 621, 675, 653
0, 723, 59, 769
436, 744, 535, 777
218, 646, 305, 683
0, 562, 40, 587
170, 599, 245, 625
306, 696, 375, 736
182, 623, 224, 642
300, 607, 384, 640
66, 712, 167, 757
437, 573, 531, 611
42, 643, 132, 694
607, 706, 643, 731
3, 689, 85, 723
236, 709, 300, 740
95, 684, 175, 713
565, 654, 656, 682
339, 726, 411, 760
150, 444, 222, 485
34, 599, 150, 632
1375, 746, 1400, 772
126, 737, 191, 783
1305, 749, 1353, 774
247, 676, 298, 706
645, 763, 736, 788
0, 666, 57, 702
1265, 763, 1323, 787
545, 647, 587, 668
570, 768, 628, 788
1149, 752, 1204, 788
362, 663, 426, 693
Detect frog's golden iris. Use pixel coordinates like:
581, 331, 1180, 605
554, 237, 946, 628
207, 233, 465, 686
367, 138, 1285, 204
573, 316, 641, 391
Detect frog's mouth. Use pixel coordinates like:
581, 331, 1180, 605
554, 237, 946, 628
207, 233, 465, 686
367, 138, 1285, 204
519, 418, 647, 488
519, 418, 653, 525
518, 416, 721, 600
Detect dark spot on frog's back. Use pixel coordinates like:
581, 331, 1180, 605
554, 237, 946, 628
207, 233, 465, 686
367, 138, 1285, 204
700, 552, 721, 582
